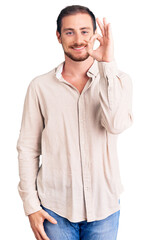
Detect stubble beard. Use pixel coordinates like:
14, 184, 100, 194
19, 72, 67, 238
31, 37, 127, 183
62, 42, 90, 62
64, 50, 90, 62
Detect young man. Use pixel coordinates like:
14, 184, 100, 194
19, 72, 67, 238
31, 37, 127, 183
16, 5, 133, 240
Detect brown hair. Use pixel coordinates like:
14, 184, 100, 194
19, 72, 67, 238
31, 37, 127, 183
56, 5, 96, 35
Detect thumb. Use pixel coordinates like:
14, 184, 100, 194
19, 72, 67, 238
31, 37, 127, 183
44, 212, 57, 224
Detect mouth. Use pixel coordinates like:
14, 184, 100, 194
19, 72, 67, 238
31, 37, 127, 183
71, 46, 86, 51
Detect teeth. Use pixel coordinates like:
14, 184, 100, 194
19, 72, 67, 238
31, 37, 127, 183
73, 46, 84, 50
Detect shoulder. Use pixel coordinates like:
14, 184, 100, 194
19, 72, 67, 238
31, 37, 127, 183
27, 63, 62, 92
31, 67, 56, 86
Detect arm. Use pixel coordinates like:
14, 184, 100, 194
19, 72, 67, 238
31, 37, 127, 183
98, 60, 133, 134
17, 79, 58, 239
86, 17, 133, 134
16, 79, 44, 216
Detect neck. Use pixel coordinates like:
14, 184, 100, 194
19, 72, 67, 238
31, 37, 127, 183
62, 55, 94, 78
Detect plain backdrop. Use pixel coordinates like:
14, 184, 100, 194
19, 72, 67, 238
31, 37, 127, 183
0, 0, 150, 239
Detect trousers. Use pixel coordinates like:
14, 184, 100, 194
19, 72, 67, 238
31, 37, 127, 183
41, 200, 120, 240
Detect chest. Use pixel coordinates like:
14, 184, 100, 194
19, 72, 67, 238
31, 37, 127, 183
63, 76, 90, 94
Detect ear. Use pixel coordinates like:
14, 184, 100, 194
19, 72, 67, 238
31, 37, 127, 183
56, 30, 62, 44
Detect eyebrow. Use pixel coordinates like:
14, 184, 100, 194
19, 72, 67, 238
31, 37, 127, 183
63, 27, 91, 32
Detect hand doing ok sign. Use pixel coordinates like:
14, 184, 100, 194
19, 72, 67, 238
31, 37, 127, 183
86, 17, 114, 62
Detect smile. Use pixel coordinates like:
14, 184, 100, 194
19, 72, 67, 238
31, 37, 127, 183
72, 46, 85, 51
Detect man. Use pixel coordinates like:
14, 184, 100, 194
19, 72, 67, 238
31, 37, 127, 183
16, 5, 133, 240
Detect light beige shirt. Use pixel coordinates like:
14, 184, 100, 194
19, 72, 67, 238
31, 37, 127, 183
16, 59, 133, 222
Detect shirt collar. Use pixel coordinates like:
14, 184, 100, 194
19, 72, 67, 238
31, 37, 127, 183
55, 60, 99, 81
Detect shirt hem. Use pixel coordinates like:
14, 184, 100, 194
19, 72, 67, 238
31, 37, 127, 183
40, 197, 121, 223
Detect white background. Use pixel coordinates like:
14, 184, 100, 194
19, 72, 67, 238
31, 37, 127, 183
0, 0, 150, 239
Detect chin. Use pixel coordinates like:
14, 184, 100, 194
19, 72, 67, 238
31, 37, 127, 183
65, 52, 90, 62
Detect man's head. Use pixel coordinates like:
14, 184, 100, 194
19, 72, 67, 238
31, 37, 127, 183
56, 5, 97, 62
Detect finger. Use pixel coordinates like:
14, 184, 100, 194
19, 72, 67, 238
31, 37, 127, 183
103, 17, 107, 25
103, 18, 112, 40
85, 33, 103, 56
45, 212, 57, 224
38, 225, 50, 240
96, 18, 104, 36
89, 33, 103, 44
103, 17, 107, 36
35, 231, 43, 240
107, 23, 113, 40
104, 17, 110, 38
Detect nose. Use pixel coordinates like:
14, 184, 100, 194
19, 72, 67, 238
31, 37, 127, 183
74, 32, 84, 45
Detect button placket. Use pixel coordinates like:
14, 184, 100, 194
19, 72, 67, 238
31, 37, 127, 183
78, 94, 92, 221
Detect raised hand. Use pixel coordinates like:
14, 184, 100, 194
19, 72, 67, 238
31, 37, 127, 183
86, 17, 114, 62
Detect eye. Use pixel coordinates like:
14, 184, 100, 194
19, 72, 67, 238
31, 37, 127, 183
82, 31, 89, 34
66, 31, 73, 35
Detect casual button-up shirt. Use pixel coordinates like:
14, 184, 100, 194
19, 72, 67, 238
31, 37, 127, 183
16, 59, 133, 222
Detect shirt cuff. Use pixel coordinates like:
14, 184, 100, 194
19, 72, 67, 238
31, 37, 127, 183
18, 184, 42, 216
98, 60, 118, 79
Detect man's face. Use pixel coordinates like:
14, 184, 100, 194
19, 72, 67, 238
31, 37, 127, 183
56, 13, 96, 62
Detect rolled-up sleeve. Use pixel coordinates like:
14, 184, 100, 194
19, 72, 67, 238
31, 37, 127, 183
16, 79, 44, 216
98, 60, 133, 134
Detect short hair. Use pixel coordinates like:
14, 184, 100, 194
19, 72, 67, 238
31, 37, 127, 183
56, 5, 96, 35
